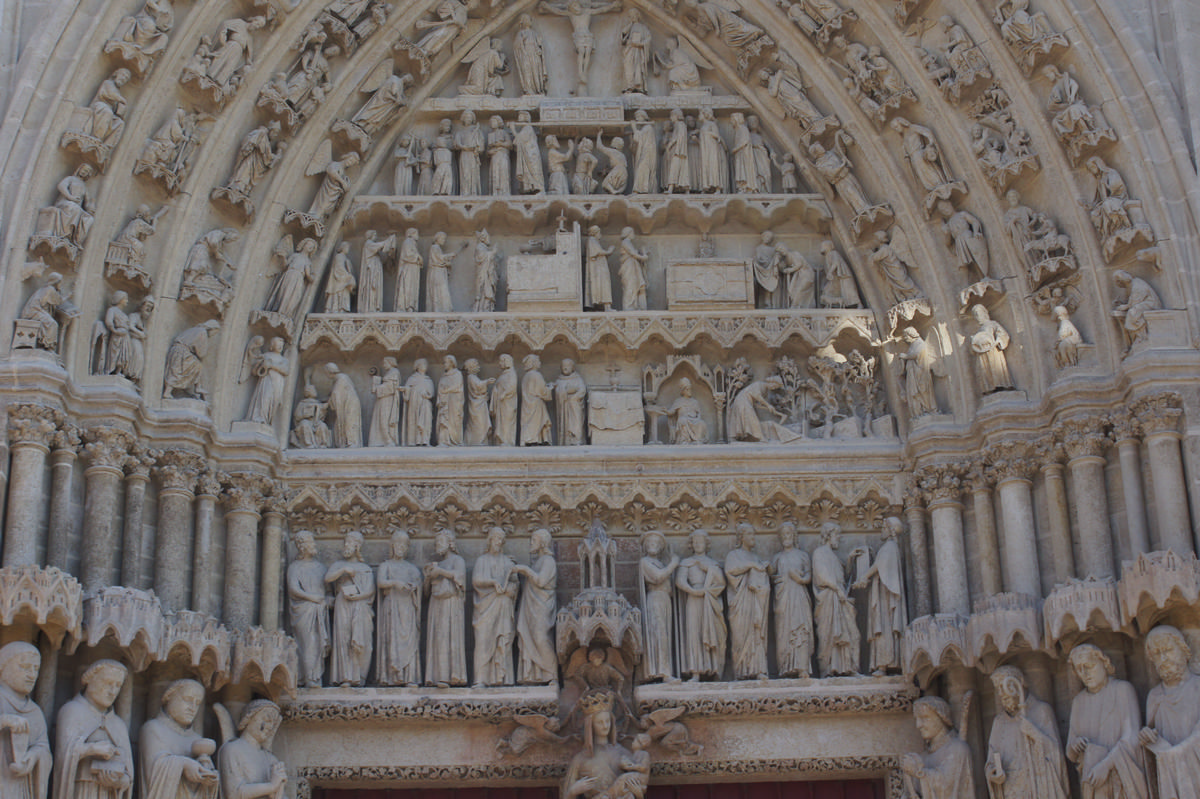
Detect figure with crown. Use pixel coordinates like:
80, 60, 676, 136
563, 689, 649, 799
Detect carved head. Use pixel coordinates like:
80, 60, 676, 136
970, 304, 990, 324
524, 353, 541, 371
112, 290, 129, 308
295, 530, 317, 557
238, 699, 282, 746
1113, 269, 1132, 289
443, 354, 457, 371
688, 528, 710, 554
406, 227, 418, 239
882, 516, 903, 540
1146, 625, 1191, 686
561, 359, 575, 375
989, 665, 1027, 715
113, 68, 132, 86
324, 362, 340, 377
545, 134, 558, 148
434, 528, 458, 555
819, 521, 841, 548
641, 530, 665, 555
439, 118, 452, 133
779, 521, 797, 548
162, 678, 205, 727
912, 696, 952, 742
635, 110, 649, 122
390, 529, 411, 559
461, 110, 476, 125
0, 642, 40, 697
588, 225, 601, 237
736, 522, 756, 550
531, 527, 553, 554
669, 108, 683, 122
464, 358, 480, 374
518, 111, 532, 123
343, 530, 364, 559
731, 112, 745, 126
678, 377, 693, 397
490, 115, 503, 129
81, 659, 127, 710
500, 353, 513, 369
519, 13, 533, 28
486, 526, 506, 553
1068, 643, 1114, 693
269, 337, 285, 354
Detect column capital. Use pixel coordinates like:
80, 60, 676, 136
1131, 392, 1183, 436
964, 458, 992, 491
51, 424, 81, 454
1058, 416, 1111, 460
1033, 436, 1067, 470
196, 468, 223, 498
984, 441, 1038, 484
82, 426, 133, 471
917, 462, 967, 505
1108, 410, 1141, 444
8, 403, 63, 449
152, 450, 204, 493
221, 472, 274, 515
123, 445, 155, 481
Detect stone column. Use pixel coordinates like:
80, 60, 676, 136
1036, 438, 1076, 584
966, 461, 1003, 596
903, 483, 932, 618
45, 426, 80, 572
919, 464, 971, 615
192, 470, 221, 616
259, 496, 286, 632
80, 427, 131, 590
154, 452, 203, 611
1134, 394, 1193, 554
1061, 417, 1115, 579
989, 442, 1042, 598
1112, 413, 1151, 556
222, 474, 269, 630
120, 447, 154, 588
3, 404, 60, 566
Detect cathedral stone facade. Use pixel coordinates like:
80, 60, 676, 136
0, 0, 1199, 796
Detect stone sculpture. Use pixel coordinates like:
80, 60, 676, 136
425, 529, 467, 687
0, 642, 50, 799
563, 690, 648, 799
513, 14, 547, 95
288, 530, 329, 687
294, 149, 359, 235
515, 528, 558, 685
617, 228, 649, 311
217, 701, 286, 799
1067, 644, 1148, 799
969, 304, 1014, 393
377, 530, 423, 686
409, 0, 469, 62
619, 9, 652, 93
456, 111, 485, 196
54, 660, 133, 799
464, 359, 494, 446
487, 117, 513, 196
1043, 64, 1115, 164
536, 0, 622, 88
1111, 270, 1161, 354
725, 523, 770, 680
676, 529, 727, 680
813, 522, 859, 676
94, 292, 134, 381
430, 120, 456, 196
104, 205, 166, 288
1140, 625, 1200, 799
521, 354, 554, 445
778, 244, 815, 309
898, 327, 939, 417
546, 135, 574, 195
460, 38, 507, 96
696, 108, 728, 193
640, 531, 679, 682
395, 228, 422, 312
492, 354, 519, 445
853, 517, 906, 675
325, 531, 375, 687
731, 113, 757, 194
993, 0, 1067, 73
820, 240, 861, 308
244, 337, 290, 425
393, 134, 417, 194
770, 522, 813, 678
436, 355, 465, 446
426, 232, 462, 313
595, 134, 628, 195
163, 321, 221, 400
1084, 156, 1152, 260
29, 166, 97, 263
728, 375, 787, 442
103, 0, 174, 78
809, 141, 887, 231
890, 117, 964, 215
324, 242, 356, 313
901, 696, 975, 799
668, 378, 708, 444
939, 202, 990, 281
576, 138, 600, 195
358, 230, 394, 315
555, 360, 588, 446
290, 384, 332, 449
1053, 305, 1083, 368
368, 357, 401, 447
182, 16, 266, 106
61, 69, 132, 166
262, 236, 318, 324
140, 679, 219, 799
985, 665, 1069, 799
133, 107, 202, 194
627, 111, 658, 195
325, 363, 362, 448
473, 229, 500, 312
402, 358, 435, 446
180, 228, 239, 314
662, 108, 691, 193
512, 112, 545, 193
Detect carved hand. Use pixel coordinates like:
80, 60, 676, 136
0, 714, 28, 734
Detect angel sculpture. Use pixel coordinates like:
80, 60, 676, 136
897, 327, 941, 417
637, 707, 703, 756
261, 234, 318, 331
332, 60, 413, 152
563, 647, 634, 731
460, 37, 509, 96
497, 714, 570, 756
654, 35, 709, 92
402, 0, 470, 71
283, 140, 360, 238
681, 0, 774, 69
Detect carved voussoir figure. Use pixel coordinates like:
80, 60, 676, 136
1111, 270, 1161, 355
134, 107, 204, 195
163, 321, 221, 401
180, 228, 239, 315
181, 16, 267, 107
103, 0, 174, 78
969, 304, 1014, 393
14, 271, 77, 354
211, 122, 286, 221
992, 0, 1069, 75
61, 70, 132, 166
333, 65, 412, 154
29, 166, 97, 264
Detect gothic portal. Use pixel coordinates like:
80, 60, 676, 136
0, 0, 1199, 797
